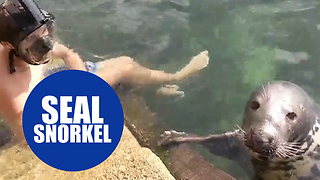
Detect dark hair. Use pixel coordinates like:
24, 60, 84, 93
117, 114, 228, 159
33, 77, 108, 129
1, 1, 26, 74
0, 1, 20, 44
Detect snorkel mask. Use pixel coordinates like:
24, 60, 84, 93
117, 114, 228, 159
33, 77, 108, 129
1, 0, 55, 73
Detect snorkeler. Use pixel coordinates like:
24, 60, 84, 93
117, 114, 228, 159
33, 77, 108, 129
0, 0, 210, 143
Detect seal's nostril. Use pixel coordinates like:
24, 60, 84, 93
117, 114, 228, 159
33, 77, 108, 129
268, 137, 274, 143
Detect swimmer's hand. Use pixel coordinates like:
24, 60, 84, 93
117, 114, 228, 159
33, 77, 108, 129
49, 42, 87, 71
49, 42, 70, 59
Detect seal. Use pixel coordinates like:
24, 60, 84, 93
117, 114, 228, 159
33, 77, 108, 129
158, 81, 320, 180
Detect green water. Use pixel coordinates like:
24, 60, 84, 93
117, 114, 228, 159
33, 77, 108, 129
37, 0, 320, 179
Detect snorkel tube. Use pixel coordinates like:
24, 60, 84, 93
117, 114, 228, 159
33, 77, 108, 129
1, 0, 55, 73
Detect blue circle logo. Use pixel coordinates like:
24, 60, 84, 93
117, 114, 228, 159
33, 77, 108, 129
22, 70, 124, 171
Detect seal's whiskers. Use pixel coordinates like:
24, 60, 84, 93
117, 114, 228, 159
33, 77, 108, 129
274, 142, 305, 158
235, 124, 246, 135
261, 84, 268, 98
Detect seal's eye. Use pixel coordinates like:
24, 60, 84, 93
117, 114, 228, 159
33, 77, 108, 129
250, 101, 260, 110
286, 112, 297, 120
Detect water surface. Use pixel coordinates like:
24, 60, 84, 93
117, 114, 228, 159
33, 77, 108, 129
37, 0, 320, 178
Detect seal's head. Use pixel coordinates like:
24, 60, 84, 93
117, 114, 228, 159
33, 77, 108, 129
241, 81, 316, 159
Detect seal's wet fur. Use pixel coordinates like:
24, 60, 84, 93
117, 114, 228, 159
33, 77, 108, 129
158, 81, 320, 180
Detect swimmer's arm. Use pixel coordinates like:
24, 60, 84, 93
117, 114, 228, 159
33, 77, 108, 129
62, 48, 87, 71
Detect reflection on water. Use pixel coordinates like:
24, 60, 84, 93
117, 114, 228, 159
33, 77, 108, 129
37, 0, 320, 179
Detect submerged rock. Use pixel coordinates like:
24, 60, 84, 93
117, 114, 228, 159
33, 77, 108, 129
275, 49, 309, 64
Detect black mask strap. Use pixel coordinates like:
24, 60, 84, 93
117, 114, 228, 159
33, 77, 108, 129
9, 49, 17, 74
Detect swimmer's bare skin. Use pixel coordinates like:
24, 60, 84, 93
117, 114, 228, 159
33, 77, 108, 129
50, 42, 210, 86
94, 50, 209, 86
0, 45, 46, 143
156, 85, 185, 97
0, 41, 210, 144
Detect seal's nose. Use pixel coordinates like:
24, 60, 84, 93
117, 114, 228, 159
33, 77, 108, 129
245, 129, 270, 154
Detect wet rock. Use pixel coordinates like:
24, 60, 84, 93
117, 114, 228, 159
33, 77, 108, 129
0, 122, 12, 148
0, 127, 175, 180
